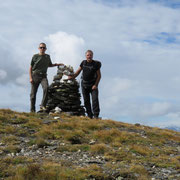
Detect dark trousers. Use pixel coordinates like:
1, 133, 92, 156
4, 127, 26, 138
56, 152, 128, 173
82, 84, 100, 117
30, 73, 49, 112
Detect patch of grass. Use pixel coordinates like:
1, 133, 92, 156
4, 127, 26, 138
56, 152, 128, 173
65, 130, 87, 144
0, 115, 8, 123
36, 126, 56, 140
105, 148, 133, 162
151, 155, 180, 168
130, 145, 152, 156
1, 135, 19, 145
159, 130, 180, 142
129, 164, 149, 177
35, 137, 49, 148
11, 162, 107, 180
3, 126, 17, 134
90, 144, 110, 155
93, 128, 122, 144
22, 117, 42, 129
28, 137, 50, 148
27, 139, 36, 146
113, 131, 134, 144
57, 122, 75, 130
15, 129, 28, 137
3, 145, 21, 154
1, 156, 33, 165
13, 163, 42, 180
10, 117, 28, 124
85, 120, 104, 131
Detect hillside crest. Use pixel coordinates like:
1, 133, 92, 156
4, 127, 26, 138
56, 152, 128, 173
0, 109, 180, 179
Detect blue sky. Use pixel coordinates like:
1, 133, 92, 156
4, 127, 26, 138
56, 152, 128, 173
1, 0, 180, 128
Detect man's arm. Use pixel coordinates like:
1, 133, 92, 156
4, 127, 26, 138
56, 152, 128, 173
68, 67, 82, 79
92, 69, 101, 90
29, 66, 33, 83
49, 63, 64, 67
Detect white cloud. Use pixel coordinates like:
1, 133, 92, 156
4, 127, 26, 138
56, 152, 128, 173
1, 0, 180, 128
100, 77, 138, 110
138, 102, 172, 118
0, 70, 7, 80
44, 31, 85, 83
16, 74, 29, 87
45, 31, 85, 69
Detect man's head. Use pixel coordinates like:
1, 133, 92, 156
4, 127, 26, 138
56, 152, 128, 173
38, 43, 47, 54
86, 50, 93, 61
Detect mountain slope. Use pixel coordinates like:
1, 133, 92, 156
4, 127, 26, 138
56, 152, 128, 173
0, 109, 179, 180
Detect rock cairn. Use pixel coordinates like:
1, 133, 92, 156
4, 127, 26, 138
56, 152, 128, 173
46, 65, 85, 116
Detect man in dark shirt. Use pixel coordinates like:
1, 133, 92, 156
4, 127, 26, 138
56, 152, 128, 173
68, 50, 101, 118
29, 42, 63, 112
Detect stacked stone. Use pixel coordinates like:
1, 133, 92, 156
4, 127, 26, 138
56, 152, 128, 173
46, 65, 85, 116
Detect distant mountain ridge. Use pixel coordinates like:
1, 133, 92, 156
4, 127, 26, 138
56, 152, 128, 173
165, 126, 180, 132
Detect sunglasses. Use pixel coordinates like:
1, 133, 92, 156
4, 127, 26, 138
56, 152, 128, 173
39, 47, 46, 49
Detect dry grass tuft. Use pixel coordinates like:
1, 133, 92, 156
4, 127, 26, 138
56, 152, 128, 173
90, 144, 110, 155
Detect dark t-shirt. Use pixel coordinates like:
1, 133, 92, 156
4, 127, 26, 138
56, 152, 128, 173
31, 54, 52, 74
80, 60, 101, 82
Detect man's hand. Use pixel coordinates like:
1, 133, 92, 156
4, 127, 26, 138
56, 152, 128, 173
92, 85, 97, 90
30, 78, 33, 84
68, 75, 73, 80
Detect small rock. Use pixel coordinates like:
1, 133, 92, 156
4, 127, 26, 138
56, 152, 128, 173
54, 107, 62, 114
116, 177, 123, 180
89, 139, 96, 145
83, 154, 88, 158
161, 168, 172, 174
43, 120, 58, 124
54, 117, 60, 120
37, 150, 42, 154
142, 135, 147, 138
96, 156, 100, 159
177, 147, 180, 152
0, 142, 4, 146
48, 146, 57, 150
21, 148, 25, 153
24, 153, 29, 156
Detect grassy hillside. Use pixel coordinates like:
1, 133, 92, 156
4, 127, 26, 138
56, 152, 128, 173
0, 109, 179, 180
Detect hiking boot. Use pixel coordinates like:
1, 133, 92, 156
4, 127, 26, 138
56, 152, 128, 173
30, 107, 36, 113
40, 106, 47, 111
94, 116, 98, 119
94, 115, 101, 119
87, 114, 93, 119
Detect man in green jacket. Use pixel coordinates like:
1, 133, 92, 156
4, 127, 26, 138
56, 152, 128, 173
29, 42, 63, 112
